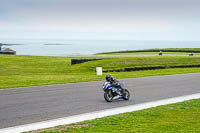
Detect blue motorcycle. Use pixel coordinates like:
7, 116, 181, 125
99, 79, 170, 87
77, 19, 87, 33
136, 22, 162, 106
103, 82, 130, 102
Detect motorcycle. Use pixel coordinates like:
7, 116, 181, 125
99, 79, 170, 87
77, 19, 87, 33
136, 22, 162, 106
103, 81, 130, 102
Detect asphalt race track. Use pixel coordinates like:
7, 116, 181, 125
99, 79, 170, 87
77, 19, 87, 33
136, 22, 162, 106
0, 73, 200, 129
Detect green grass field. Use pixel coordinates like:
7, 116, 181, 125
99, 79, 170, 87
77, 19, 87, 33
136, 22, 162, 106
98, 52, 200, 55
1, 55, 200, 89
97, 48, 200, 55
1, 54, 200, 133
29, 98, 200, 133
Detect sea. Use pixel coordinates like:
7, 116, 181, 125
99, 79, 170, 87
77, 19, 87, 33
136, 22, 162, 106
0, 39, 200, 56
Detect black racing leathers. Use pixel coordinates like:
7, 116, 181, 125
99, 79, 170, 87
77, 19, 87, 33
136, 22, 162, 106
109, 78, 123, 91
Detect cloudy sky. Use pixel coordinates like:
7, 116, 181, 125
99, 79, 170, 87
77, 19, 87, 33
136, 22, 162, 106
0, 0, 200, 40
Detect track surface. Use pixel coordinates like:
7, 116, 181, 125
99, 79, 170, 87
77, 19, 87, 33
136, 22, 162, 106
0, 73, 200, 129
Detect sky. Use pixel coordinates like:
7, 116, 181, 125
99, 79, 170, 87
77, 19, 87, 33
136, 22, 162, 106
0, 0, 200, 40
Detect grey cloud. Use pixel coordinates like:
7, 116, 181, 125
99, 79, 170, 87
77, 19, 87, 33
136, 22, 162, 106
1, 0, 200, 18
0, 0, 200, 40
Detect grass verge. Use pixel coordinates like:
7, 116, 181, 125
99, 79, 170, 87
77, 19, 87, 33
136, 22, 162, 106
1, 55, 200, 89
28, 98, 200, 133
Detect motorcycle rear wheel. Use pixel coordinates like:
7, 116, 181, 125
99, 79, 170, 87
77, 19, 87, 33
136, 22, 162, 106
123, 89, 130, 100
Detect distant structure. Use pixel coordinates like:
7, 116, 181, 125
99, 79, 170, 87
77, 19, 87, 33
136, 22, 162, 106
0, 43, 3, 51
0, 43, 16, 55
189, 52, 194, 56
159, 51, 163, 56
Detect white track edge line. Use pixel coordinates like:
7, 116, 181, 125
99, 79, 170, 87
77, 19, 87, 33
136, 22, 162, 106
1, 93, 200, 133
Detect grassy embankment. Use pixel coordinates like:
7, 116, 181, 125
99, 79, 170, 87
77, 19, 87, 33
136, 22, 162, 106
1, 54, 200, 89
97, 48, 200, 55
29, 98, 200, 133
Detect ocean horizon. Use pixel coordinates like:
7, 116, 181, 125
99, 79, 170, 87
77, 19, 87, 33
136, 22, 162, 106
0, 39, 200, 56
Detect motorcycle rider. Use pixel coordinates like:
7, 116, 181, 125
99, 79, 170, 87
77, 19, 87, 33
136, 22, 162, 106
105, 74, 123, 95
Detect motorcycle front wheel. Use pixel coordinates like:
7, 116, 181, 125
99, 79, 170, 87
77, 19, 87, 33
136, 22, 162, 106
104, 90, 113, 102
